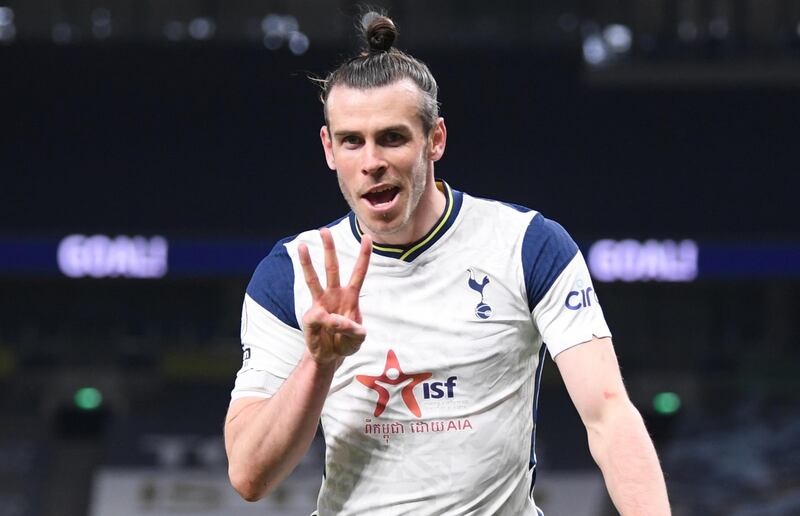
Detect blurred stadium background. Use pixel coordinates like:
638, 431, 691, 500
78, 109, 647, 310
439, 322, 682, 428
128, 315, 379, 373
1, 1, 799, 515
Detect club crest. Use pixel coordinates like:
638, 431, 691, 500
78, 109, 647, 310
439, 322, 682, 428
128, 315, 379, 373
467, 268, 492, 319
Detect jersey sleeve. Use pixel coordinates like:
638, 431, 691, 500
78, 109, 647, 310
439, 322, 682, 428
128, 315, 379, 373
522, 214, 612, 358
231, 237, 306, 401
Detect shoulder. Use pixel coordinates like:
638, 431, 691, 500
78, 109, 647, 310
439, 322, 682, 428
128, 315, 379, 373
246, 214, 351, 329
461, 192, 538, 222
461, 191, 579, 308
522, 213, 578, 256
456, 192, 539, 245
246, 235, 301, 329
459, 192, 575, 249
520, 213, 579, 311
458, 193, 578, 295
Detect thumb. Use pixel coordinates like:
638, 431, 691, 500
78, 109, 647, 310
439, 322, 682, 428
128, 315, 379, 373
324, 314, 366, 341
302, 305, 330, 334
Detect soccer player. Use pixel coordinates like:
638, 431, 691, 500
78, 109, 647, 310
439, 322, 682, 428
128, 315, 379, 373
224, 13, 671, 515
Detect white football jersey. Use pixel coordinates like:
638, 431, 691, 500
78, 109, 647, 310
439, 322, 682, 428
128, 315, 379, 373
232, 181, 611, 515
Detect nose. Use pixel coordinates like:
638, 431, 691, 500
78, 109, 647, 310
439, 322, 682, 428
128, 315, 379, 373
361, 141, 387, 176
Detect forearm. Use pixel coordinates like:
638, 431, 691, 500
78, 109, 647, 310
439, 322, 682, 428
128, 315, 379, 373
587, 400, 671, 515
225, 351, 337, 500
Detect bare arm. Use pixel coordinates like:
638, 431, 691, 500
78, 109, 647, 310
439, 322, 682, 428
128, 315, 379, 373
554, 337, 671, 515
224, 229, 372, 501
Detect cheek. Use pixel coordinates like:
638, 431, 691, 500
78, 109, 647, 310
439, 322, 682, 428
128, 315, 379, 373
333, 154, 359, 176
395, 149, 426, 173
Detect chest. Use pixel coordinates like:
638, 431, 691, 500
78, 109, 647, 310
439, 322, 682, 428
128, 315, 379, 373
334, 251, 537, 395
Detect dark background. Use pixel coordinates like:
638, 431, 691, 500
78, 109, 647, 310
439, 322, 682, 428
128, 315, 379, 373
1, 1, 799, 515
3, 47, 799, 239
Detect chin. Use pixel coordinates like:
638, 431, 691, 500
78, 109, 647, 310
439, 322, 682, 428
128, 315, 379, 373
361, 213, 408, 238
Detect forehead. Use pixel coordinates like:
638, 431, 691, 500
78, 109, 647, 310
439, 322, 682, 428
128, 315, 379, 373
326, 79, 423, 133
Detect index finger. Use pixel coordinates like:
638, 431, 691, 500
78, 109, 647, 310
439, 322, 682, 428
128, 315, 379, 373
348, 234, 372, 293
298, 243, 323, 300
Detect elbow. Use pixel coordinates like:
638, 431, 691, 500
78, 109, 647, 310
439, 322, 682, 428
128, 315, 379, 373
585, 399, 647, 463
229, 466, 272, 502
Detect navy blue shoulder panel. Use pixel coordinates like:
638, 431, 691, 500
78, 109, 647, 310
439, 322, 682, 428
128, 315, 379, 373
246, 236, 299, 330
522, 214, 579, 312
500, 201, 532, 214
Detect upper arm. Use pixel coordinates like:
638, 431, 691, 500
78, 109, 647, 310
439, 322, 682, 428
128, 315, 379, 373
232, 238, 306, 402
523, 214, 612, 357
554, 336, 630, 426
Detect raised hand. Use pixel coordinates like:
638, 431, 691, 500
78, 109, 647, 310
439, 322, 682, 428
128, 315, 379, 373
297, 228, 372, 366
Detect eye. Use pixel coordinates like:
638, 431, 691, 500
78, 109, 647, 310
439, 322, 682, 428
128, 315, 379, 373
342, 135, 362, 147
381, 131, 406, 146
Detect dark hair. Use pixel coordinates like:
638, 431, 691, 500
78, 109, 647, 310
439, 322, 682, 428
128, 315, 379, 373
318, 12, 440, 134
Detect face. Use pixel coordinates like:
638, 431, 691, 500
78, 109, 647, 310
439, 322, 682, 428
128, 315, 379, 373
320, 79, 446, 244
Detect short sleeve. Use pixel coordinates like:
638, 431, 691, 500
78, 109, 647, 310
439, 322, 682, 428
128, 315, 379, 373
231, 238, 305, 401
522, 214, 612, 357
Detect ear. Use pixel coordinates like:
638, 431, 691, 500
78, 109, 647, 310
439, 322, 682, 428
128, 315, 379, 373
320, 125, 336, 171
427, 118, 447, 162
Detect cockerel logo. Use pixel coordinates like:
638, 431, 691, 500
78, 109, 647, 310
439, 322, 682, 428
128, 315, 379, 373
467, 269, 492, 319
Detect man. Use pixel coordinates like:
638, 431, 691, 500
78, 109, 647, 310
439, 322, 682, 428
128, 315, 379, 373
224, 14, 670, 515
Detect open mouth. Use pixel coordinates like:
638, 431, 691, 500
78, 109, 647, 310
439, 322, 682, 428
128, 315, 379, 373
363, 186, 400, 207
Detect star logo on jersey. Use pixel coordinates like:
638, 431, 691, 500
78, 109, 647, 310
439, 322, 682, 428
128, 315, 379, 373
356, 349, 432, 418
467, 268, 492, 319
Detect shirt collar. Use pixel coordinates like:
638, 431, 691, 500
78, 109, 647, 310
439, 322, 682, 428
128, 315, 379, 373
348, 180, 463, 262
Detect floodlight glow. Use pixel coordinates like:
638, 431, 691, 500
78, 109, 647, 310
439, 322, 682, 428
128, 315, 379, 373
361, 12, 379, 30
288, 31, 309, 55
582, 34, 608, 66
189, 17, 215, 40
91, 8, 112, 39
0, 6, 13, 26
0, 23, 13, 42
603, 24, 632, 53
262, 14, 290, 37
283, 15, 299, 34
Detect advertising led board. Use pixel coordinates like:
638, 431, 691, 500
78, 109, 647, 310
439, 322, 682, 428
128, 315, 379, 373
57, 234, 168, 279
588, 239, 699, 283
0, 236, 797, 281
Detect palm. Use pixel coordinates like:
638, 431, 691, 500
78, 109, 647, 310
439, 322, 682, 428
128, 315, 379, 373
311, 284, 362, 352
298, 228, 372, 364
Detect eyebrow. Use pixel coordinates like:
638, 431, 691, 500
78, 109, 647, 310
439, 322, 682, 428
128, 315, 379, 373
332, 124, 413, 139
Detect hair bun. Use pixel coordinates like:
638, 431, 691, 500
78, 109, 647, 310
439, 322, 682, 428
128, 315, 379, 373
362, 12, 397, 53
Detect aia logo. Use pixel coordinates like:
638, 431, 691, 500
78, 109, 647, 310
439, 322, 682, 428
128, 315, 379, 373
467, 268, 492, 319
356, 350, 459, 418
565, 279, 596, 311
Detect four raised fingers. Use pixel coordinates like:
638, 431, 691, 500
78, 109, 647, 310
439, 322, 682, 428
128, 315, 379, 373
301, 229, 372, 298
299, 229, 372, 361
